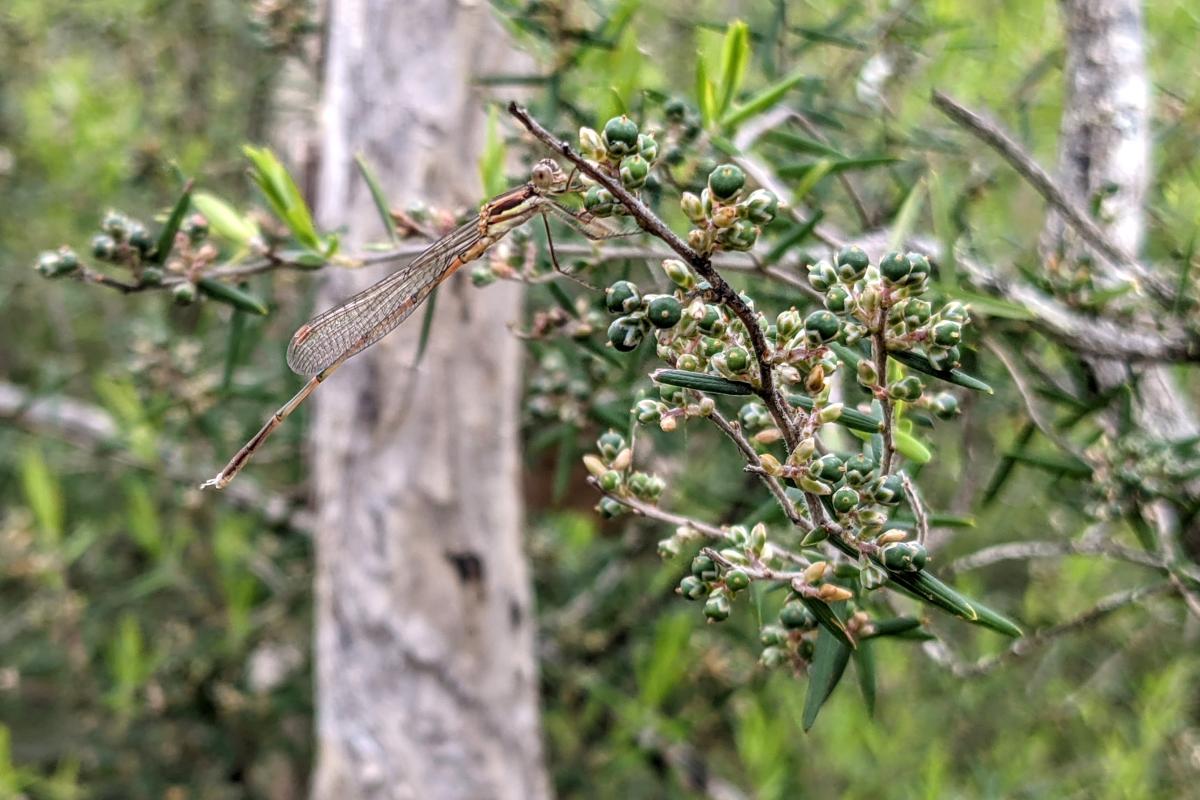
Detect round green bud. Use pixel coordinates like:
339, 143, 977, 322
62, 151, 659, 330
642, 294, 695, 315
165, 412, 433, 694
35, 250, 79, 278
807, 260, 837, 293
738, 402, 770, 430
725, 568, 750, 592
579, 126, 604, 158
692, 554, 718, 580
661, 258, 695, 289
804, 310, 841, 345
128, 222, 152, 255
607, 315, 646, 352
599, 470, 622, 493
470, 265, 498, 287
619, 154, 650, 190
779, 600, 816, 630
832, 485, 861, 514
664, 97, 688, 122
677, 353, 702, 371
140, 266, 164, 286
633, 398, 665, 423
715, 219, 759, 251
598, 496, 626, 519
679, 575, 708, 601
940, 301, 969, 323
698, 336, 724, 358
659, 383, 685, 405
101, 210, 129, 240
741, 189, 778, 225
725, 346, 750, 373
905, 298, 932, 326
602, 115, 639, 156
931, 392, 960, 420
824, 285, 852, 314
868, 474, 903, 505
811, 453, 844, 483
843, 453, 875, 486
926, 345, 961, 371
760, 646, 787, 668
776, 309, 802, 340
629, 471, 665, 501
881, 541, 928, 572
879, 251, 910, 285
760, 625, 787, 647
646, 295, 683, 329
182, 213, 209, 243
172, 281, 198, 305
637, 133, 659, 163
708, 164, 746, 201
905, 252, 931, 283
704, 593, 732, 621
835, 245, 870, 281
931, 320, 962, 347
584, 185, 616, 217
697, 304, 724, 335
91, 233, 118, 262
596, 430, 626, 460
605, 280, 641, 314
56, 247, 79, 271
889, 375, 924, 402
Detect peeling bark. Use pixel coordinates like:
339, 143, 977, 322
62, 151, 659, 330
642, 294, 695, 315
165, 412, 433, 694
309, 2, 549, 798
1043, 0, 1198, 555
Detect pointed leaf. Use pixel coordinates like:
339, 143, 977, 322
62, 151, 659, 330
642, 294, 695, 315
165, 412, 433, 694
652, 369, 754, 395
887, 349, 993, 393
853, 640, 877, 716
197, 278, 269, 316
788, 393, 883, 433
716, 20, 751, 116
800, 596, 855, 649
722, 68, 811, 129
355, 153, 399, 243
151, 179, 194, 264
695, 57, 716, 128
192, 192, 259, 247
802, 626, 851, 730
888, 178, 926, 252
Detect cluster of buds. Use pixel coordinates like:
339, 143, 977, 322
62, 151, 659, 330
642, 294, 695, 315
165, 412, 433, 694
1085, 433, 1200, 522
602, 279, 684, 354
680, 164, 779, 254
583, 430, 666, 519
674, 524, 767, 622
807, 245, 972, 382
579, 116, 660, 213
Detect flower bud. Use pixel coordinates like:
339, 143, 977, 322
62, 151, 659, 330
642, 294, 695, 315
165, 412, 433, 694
818, 584, 854, 602
832, 485, 860, 514
607, 315, 645, 352
596, 430, 626, 461
583, 454, 608, 477
707, 164, 746, 201
741, 189, 778, 225
807, 260, 837, 293
661, 258, 695, 289
680, 192, 706, 223
881, 541, 928, 572
835, 245, 870, 281
637, 133, 659, 162
619, 154, 650, 190
602, 115, 639, 156
579, 126, 604, 159
776, 309, 802, 340
856, 359, 879, 388
633, 398, 665, 424
604, 280, 641, 314
803, 310, 841, 345
687, 227, 712, 253
711, 205, 739, 229
818, 402, 844, 424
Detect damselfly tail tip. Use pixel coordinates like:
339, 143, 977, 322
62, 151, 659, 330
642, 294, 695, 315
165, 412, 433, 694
199, 474, 229, 491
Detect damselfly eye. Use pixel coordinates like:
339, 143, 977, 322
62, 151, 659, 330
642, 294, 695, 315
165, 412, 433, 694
531, 159, 561, 189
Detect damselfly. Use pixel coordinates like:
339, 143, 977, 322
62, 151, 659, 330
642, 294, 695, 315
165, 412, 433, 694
202, 159, 621, 490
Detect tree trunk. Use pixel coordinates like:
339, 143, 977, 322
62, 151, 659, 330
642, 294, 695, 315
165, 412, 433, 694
308, 2, 549, 798
1044, 0, 1198, 553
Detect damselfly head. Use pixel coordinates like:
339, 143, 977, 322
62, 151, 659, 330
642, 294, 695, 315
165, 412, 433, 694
531, 159, 568, 193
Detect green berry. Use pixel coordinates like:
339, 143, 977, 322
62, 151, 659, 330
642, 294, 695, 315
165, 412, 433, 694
596, 430, 626, 460
704, 593, 732, 621
607, 315, 645, 352
811, 453, 844, 483
172, 281, 198, 305
843, 453, 875, 486
824, 285, 852, 314
584, 185, 616, 217
602, 116, 639, 156
605, 280, 641, 314
692, 555, 718, 580
646, 295, 683, 329
599, 470, 622, 493
807, 260, 837, 293
741, 189, 778, 225
619, 154, 650, 190
637, 133, 659, 163
835, 245, 870, 281
633, 398, 665, 423
779, 600, 816, 630
91, 233, 118, 262
128, 222, 152, 255
881, 541, 927, 572
832, 485, 860, 514
725, 346, 750, 372
101, 210, 129, 239
679, 575, 708, 601
931, 392, 960, 419
879, 251, 909, 285
664, 98, 688, 122
598, 496, 626, 519
867, 474, 903, 505
708, 164, 747, 201
182, 213, 209, 243
804, 310, 841, 345
140, 266, 164, 286
725, 568, 750, 592
932, 320, 962, 347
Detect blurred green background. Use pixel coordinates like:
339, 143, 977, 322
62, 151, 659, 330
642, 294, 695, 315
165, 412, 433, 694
2, 0, 1199, 797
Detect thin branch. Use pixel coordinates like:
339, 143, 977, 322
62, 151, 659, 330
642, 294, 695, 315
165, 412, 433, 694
930, 89, 1174, 304
508, 102, 800, 452
707, 409, 809, 530
946, 538, 1169, 574
952, 582, 1174, 677
900, 473, 929, 546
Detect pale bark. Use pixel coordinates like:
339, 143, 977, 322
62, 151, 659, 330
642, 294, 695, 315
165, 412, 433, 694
1043, 0, 1198, 553
309, 2, 549, 798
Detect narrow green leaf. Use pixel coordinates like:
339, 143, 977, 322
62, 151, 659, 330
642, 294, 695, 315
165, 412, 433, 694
885, 569, 1023, 637
888, 177, 926, 252
777, 155, 900, 180
192, 192, 259, 247
151, 179, 194, 264
943, 287, 1033, 320
790, 159, 834, 202
802, 626, 852, 731
765, 210, 824, 264
716, 21, 750, 116
479, 105, 508, 197
21, 445, 63, 545
695, 57, 716, 128
414, 287, 439, 366
652, 369, 754, 395
197, 278, 269, 316
982, 421, 1036, 505
853, 640, 877, 716
355, 153, 399, 243
762, 128, 846, 159
887, 349, 993, 393
1002, 449, 1093, 478
861, 616, 924, 639
800, 596, 855, 649
244, 145, 323, 252
788, 393, 883, 433
721, 68, 810, 129
929, 168, 958, 288
892, 429, 932, 464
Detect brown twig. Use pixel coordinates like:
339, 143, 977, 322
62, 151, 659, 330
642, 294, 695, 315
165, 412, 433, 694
507, 102, 801, 452
930, 89, 1174, 304
707, 409, 809, 530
